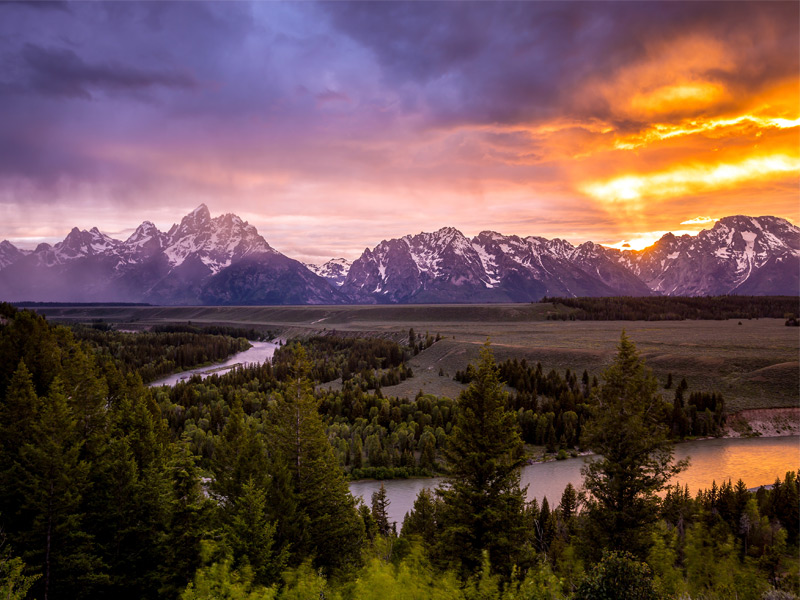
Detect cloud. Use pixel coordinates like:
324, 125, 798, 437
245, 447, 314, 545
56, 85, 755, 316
680, 216, 718, 225
0, 1, 796, 262
17, 43, 197, 100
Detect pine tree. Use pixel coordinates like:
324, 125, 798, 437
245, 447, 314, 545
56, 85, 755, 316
269, 346, 364, 575
371, 484, 391, 537
581, 333, 687, 558
0, 362, 41, 530
559, 483, 579, 524
401, 488, 438, 541
16, 380, 101, 599
158, 437, 211, 598
226, 478, 285, 586
211, 402, 269, 506
437, 342, 527, 579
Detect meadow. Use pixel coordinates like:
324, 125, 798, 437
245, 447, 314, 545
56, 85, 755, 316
35, 303, 799, 412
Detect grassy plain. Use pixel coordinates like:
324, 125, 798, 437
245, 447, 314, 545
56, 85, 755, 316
35, 303, 799, 412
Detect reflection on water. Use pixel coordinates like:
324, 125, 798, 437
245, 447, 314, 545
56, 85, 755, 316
148, 341, 279, 387
350, 436, 800, 528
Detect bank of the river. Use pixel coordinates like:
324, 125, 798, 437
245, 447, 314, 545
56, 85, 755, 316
726, 407, 800, 437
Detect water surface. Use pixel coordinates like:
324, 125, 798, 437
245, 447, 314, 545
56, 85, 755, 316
148, 341, 279, 387
350, 435, 800, 527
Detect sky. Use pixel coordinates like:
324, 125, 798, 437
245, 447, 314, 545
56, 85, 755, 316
0, 1, 797, 263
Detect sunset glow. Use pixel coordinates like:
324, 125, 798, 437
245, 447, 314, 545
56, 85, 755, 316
583, 155, 800, 206
0, 1, 797, 262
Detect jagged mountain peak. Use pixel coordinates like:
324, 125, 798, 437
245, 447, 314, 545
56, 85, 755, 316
126, 221, 160, 243
190, 203, 211, 220
0, 240, 25, 270
305, 257, 352, 287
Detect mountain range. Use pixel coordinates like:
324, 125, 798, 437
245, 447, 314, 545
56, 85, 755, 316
0, 205, 797, 304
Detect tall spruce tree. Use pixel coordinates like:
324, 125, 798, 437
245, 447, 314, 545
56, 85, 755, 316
437, 342, 527, 579
371, 484, 391, 537
16, 380, 101, 600
581, 332, 687, 558
268, 346, 364, 575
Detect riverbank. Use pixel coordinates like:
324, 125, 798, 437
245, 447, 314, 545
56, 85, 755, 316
725, 407, 800, 438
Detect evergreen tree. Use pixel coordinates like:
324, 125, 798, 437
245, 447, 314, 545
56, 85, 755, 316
437, 343, 527, 579
211, 403, 269, 507
0, 362, 41, 531
573, 550, 662, 600
559, 483, 579, 524
226, 479, 285, 587
16, 380, 102, 599
268, 347, 364, 575
371, 484, 391, 537
159, 438, 211, 598
401, 488, 438, 541
581, 333, 687, 558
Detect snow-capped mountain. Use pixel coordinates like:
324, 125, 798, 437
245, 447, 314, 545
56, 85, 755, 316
0, 212, 796, 304
341, 227, 654, 303
305, 258, 351, 287
0, 240, 27, 270
0, 205, 343, 305
617, 216, 800, 296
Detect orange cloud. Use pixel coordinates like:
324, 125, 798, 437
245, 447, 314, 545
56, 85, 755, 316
581, 154, 799, 206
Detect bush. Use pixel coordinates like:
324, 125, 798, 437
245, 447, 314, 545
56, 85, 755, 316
574, 551, 662, 600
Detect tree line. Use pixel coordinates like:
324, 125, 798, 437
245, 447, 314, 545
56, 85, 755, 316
457, 356, 726, 452
541, 295, 800, 321
68, 324, 252, 383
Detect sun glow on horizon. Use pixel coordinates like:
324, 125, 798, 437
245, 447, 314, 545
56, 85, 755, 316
602, 228, 702, 252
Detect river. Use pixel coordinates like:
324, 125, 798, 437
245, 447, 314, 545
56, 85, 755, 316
349, 435, 800, 527
148, 341, 280, 387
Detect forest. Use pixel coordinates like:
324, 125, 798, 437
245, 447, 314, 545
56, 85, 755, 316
540, 295, 800, 321
68, 324, 254, 383
0, 303, 797, 599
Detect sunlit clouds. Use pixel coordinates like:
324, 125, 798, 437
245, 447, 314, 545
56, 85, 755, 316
0, 2, 797, 263
582, 155, 800, 206
680, 217, 718, 226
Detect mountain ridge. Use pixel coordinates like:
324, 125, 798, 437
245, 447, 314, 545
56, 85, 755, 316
0, 209, 797, 304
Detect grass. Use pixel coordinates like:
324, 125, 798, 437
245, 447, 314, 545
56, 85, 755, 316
33, 304, 799, 412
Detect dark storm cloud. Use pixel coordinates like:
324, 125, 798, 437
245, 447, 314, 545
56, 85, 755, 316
17, 43, 197, 100
323, 1, 800, 127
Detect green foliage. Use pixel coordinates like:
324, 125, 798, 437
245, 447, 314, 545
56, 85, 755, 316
438, 343, 527, 579
401, 488, 439, 541
181, 555, 276, 600
268, 347, 364, 575
371, 484, 392, 537
581, 332, 687, 557
573, 551, 662, 600
70, 325, 252, 383
0, 540, 39, 600
279, 561, 341, 600
225, 479, 285, 587
272, 335, 408, 386
1, 305, 796, 599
